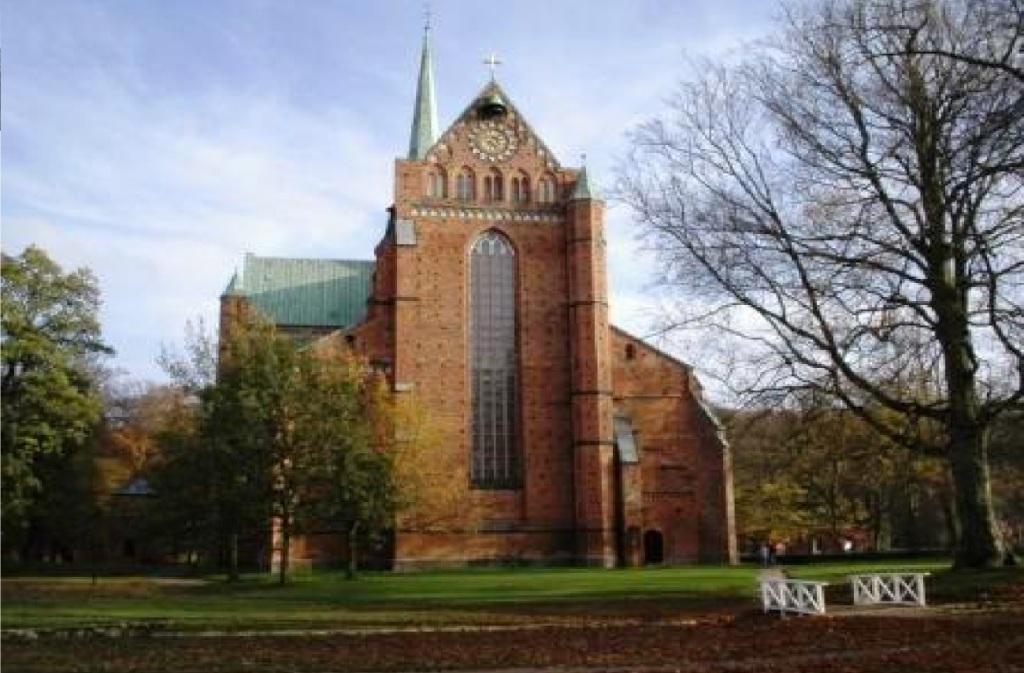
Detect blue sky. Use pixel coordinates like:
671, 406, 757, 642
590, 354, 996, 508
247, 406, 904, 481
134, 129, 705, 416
2, 0, 776, 388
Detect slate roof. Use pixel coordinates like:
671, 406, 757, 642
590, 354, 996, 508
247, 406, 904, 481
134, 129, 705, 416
223, 253, 375, 329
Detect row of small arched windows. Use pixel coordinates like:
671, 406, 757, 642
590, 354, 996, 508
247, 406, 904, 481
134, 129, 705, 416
427, 167, 559, 204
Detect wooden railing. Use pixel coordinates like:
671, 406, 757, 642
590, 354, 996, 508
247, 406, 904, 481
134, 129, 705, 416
760, 579, 829, 616
849, 573, 929, 607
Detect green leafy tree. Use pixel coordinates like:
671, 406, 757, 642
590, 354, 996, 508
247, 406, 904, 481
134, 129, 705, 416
151, 315, 420, 581
145, 321, 221, 565
153, 314, 397, 583
148, 316, 279, 579
301, 352, 397, 580
730, 405, 956, 553
139, 388, 213, 566
1, 246, 111, 551
200, 316, 283, 580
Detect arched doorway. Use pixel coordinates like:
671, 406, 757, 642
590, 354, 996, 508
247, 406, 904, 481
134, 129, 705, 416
643, 529, 664, 565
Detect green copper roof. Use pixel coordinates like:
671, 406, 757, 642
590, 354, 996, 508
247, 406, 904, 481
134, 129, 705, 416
232, 254, 374, 328
221, 269, 245, 297
571, 165, 601, 201
408, 32, 438, 160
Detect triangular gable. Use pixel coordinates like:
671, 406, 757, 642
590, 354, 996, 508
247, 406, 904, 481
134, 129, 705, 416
423, 80, 562, 170
611, 324, 726, 436
611, 324, 693, 372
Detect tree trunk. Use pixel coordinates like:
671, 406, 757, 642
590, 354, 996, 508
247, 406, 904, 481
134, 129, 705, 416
228, 531, 239, 582
278, 516, 290, 586
948, 422, 1004, 567
933, 274, 1005, 568
940, 490, 959, 551
871, 497, 882, 551
90, 518, 99, 587
346, 522, 359, 580
908, 49, 1007, 567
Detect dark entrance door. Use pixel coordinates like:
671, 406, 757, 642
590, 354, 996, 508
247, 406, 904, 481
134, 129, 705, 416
643, 530, 664, 565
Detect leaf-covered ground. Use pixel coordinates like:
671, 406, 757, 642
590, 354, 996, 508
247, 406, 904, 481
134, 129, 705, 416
4, 611, 1023, 672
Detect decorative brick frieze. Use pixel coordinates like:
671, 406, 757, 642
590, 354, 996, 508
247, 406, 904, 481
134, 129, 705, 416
409, 206, 563, 222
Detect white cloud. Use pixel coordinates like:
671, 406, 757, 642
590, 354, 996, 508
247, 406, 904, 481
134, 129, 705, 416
4, 73, 394, 380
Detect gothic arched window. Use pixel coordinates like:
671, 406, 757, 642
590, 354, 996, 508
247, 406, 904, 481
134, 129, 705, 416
427, 167, 447, 198
470, 230, 519, 488
457, 167, 475, 201
484, 168, 503, 202
514, 171, 530, 203
537, 174, 556, 203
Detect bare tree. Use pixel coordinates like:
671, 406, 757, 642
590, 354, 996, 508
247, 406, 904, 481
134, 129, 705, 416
157, 318, 218, 394
618, 0, 1023, 567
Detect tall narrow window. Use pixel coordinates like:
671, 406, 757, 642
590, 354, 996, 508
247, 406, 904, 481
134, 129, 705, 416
537, 174, 556, 203
470, 231, 519, 488
427, 167, 447, 198
457, 167, 475, 201
484, 168, 503, 202
514, 171, 530, 203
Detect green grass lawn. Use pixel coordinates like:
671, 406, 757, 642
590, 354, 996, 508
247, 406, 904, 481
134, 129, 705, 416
5, 557, 1010, 633
1, 564, 759, 631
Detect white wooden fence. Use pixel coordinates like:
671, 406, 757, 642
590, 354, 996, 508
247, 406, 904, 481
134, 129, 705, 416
760, 579, 829, 616
849, 573, 929, 607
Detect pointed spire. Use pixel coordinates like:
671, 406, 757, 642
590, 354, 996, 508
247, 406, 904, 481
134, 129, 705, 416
407, 25, 438, 160
571, 156, 601, 201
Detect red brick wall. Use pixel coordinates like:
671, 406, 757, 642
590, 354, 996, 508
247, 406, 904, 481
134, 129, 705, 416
610, 327, 735, 563
383, 102, 584, 563
566, 198, 617, 566
229, 87, 734, 569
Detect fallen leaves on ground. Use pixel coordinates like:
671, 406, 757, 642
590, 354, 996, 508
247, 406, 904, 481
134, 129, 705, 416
4, 610, 1023, 673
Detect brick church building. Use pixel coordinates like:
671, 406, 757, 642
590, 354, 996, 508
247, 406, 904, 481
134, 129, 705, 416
220, 31, 736, 568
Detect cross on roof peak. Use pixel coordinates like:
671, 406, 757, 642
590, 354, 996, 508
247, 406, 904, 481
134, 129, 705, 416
423, 2, 432, 34
483, 52, 502, 80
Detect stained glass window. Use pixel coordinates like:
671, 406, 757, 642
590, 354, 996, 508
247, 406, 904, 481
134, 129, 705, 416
470, 231, 519, 488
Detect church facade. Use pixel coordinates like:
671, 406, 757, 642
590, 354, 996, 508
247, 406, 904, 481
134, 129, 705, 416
220, 34, 736, 568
